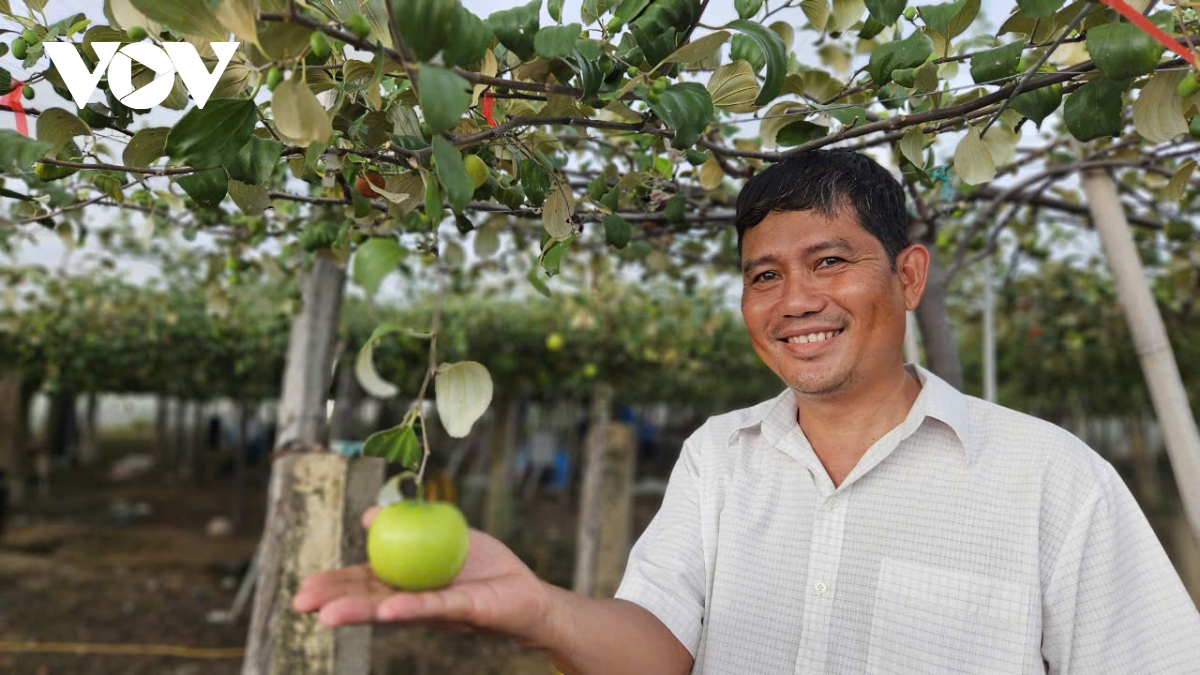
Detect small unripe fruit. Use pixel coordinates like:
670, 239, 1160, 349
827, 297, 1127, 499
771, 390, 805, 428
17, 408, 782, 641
346, 13, 371, 39
265, 67, 283, 91
11, 38, 27, 60
126, 25, 148, 42
463, 155, 488, 189
356, 170, 385, 197
652, 77, 668, 94
904, 6, 917, 21
21, 29, 39, 46
1178, 72, 1199, 99
22, 84, 34, 100
309, 32, 330, 58
545, 332, 564, 351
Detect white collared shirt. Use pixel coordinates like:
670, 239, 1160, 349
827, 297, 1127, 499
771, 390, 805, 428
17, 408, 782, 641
615, 365, 1200, 674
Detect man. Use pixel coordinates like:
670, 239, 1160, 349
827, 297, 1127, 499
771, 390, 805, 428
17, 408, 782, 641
294, 150, 1200, 673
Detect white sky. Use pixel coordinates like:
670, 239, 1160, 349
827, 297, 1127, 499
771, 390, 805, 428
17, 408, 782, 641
3, 0, 1057, 297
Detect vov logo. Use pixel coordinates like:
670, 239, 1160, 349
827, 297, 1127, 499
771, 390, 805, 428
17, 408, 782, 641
44, 42, 240, 110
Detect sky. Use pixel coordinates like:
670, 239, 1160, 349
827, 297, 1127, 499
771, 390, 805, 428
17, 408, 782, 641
2, 0, 1055, 298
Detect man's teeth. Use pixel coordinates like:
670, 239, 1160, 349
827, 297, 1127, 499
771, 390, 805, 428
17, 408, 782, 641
786, 329, 843, 344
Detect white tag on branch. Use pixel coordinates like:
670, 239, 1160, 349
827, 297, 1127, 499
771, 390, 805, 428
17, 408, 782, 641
435, 361, 493, 438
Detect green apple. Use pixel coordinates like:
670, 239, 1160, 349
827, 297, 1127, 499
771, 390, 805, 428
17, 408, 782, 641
367, 500, 470, 591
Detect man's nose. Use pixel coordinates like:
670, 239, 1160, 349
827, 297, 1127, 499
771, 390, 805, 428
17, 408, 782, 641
780, 273, 826, 317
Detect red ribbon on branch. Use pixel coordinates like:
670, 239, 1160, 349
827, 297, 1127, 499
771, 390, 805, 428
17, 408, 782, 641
481, 92, 496, 128
1, 78, 29, 136
1099, 0, 1198, 69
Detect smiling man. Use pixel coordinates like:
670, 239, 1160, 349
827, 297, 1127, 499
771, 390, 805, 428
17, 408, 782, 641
293, 149, 1200, 674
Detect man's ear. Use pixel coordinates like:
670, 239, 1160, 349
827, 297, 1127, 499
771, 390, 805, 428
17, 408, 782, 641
895, 245, 930, 311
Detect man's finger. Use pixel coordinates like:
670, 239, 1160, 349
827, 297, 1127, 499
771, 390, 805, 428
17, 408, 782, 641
361, 506, 381, 530
376, 587, 476, 623
318, 596, 384, 627
299, 564, 374, 591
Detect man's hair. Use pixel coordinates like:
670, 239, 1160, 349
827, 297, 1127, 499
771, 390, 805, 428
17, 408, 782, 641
734, 149, 910, 267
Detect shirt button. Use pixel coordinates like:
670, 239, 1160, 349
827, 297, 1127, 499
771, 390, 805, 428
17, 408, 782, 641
826, 496, 840, 511
814, 581, 828, 595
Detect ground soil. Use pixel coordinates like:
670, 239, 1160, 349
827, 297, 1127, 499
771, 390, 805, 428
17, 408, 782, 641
0, 437, 661, 675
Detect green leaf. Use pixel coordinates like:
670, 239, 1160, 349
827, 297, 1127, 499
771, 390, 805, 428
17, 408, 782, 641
176, 167, 228, 208
801, 0, 831, 31
225, 136, 284, 186
272, 79, 333, 147
868, 30, 933, 84
520, 159, 552, 207
829, 0, 865, 32
898, 126, 925, 167
730, 34, 766, 72
435, 361, 494, 438
363, 423, 421, 468
543, 184, 574, 238
865, 0, 906, 26
1165, 160, 1196, 203
574, 46, 606, 98
1132, 71, 1189, 144
918, 0, 977, 38
549, 0, 565, 22
1011, 82, 1062, 127
662, 29, 724, 63
604, 213, 632, 248
707, 60, 760, 112
489, 0, 542, 61
736, 0, 764, 19
35, 108, 92, 155
606, 0, 651, 31
776, 119, 829, 146
953, 126, 995, 185
540, 233, 575, 275
432, 136, 473, 213
535, 23, 582, 60
442, 6, 494, 68
1016, 0, 1065, 19
970, 41, 1023, 84
354, 238, 406, 297
728, 19, 787, 106
165, 98, 257, 169
417, 66, 471, 133
393, 0, 458, 61
227, 179, 270, 216
123, 127, 170, 168
130, 0, 226, 42
355, 322, 407, 398
1064, 76, 1130, 141
648, 82, 714, 149
0, 130, 53, 172
1086, 22, 1164, 82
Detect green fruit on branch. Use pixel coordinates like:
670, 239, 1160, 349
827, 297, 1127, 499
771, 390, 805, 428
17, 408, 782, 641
463, 155, 489, 189
11, 38, 27, 60
367, 500, 470, 591
904, 6, 917, 21
545, 332, 564, 351
265, 67, 283, 91
346, 13, 372, 39
309, 32, 331, 59
21, 29, 39, 46
126, 25, 148, 41
22, 84, 34, 100
1178, 72, 1199, 99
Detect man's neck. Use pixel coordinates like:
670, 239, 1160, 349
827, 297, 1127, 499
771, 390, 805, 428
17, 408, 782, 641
794, 365, 922, 486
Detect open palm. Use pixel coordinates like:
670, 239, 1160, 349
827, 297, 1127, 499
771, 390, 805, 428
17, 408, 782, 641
291, 508, 551, 645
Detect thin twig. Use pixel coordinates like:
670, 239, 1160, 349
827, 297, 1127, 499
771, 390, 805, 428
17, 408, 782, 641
414, 274, 446, 483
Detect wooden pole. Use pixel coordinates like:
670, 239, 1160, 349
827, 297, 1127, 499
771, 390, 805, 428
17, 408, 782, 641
0, 376, 25, 506
483, 399, 520, 541
573, 383, 614, 596
1083, 170, 1200, 545
244, 255, 382, 675
592, 421, 636, 598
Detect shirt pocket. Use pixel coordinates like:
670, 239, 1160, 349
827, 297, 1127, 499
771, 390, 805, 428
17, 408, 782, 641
866, 556, 1032, 675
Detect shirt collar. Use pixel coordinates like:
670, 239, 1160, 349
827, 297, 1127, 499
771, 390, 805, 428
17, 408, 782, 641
728, 363, 973, 464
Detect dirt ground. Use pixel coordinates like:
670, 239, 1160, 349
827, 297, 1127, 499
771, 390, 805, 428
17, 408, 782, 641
0, 437, 651, 675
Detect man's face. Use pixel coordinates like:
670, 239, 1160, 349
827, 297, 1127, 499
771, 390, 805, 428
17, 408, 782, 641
739, 207, 926, 397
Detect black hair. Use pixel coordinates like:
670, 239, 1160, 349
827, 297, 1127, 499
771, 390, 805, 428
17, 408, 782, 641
734, 148, 910, 268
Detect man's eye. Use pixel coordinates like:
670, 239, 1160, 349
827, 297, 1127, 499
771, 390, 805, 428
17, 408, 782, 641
755, 271, 779, 282
817, 257, 845, 268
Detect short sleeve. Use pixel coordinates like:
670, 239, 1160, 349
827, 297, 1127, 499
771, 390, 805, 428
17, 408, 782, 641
614, 433, 707, 658
1041, 464, 1200, 673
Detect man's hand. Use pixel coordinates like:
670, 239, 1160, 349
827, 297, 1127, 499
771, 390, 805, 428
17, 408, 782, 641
291, 506, 553, 647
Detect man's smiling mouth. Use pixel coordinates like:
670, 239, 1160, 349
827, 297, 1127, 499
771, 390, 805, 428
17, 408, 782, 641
779, 328, 845, 345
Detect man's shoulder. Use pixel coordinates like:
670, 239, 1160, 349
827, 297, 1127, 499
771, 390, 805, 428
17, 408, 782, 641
685, 390, 788, 451
965, 395, 1116, 492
